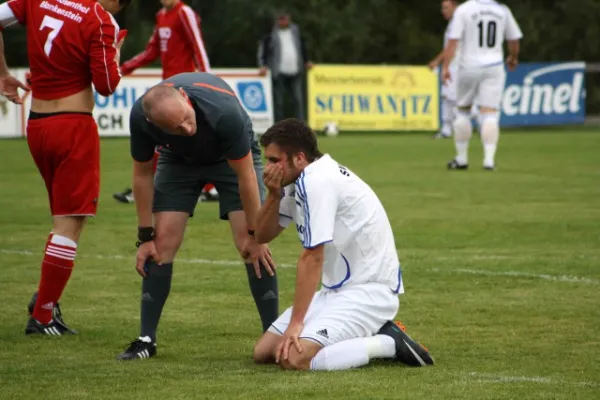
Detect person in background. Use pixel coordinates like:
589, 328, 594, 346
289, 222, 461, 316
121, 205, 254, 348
258, 10, 313, 123
113, 0, 218, 204
428, 0, 460, 140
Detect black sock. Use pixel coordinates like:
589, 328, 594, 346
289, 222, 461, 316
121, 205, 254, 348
245, 263, 279, 332
140, 261, 173, 343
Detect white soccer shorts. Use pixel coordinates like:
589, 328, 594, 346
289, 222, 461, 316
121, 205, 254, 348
441, 66, 458, 102
457, 64, 506, 109
269, 282, 399, 347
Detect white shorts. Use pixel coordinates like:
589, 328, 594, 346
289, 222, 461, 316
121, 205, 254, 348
269, 282, 399, 347
441, 66, 458, 102
457, 64, 506, 109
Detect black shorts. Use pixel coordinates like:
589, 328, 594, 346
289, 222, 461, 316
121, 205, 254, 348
153, 150, 265, 220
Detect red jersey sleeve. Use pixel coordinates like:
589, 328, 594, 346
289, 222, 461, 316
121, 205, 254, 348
0, 0, 25, 29
89, 2, 122, 96
120, 26, 160, 75
178, 5, 210, 72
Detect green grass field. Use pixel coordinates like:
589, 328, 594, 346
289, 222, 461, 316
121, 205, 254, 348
1, 130, 599, 399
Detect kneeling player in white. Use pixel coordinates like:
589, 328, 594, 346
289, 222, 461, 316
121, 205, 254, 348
252, 119, 434, 371
442, 0, 522, 170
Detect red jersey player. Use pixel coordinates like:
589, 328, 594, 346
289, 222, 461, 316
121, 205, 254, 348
0, 0, 129, 336
113, 0, 218, 204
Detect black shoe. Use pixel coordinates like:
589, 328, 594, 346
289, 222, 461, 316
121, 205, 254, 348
447, 159, 468, 170
432, 131, 452, 139
113, 188, 134, 204
25, 317, 76, 336
117, 337, 157, 361
27, 292, 77, 334
378, 321, 434, 367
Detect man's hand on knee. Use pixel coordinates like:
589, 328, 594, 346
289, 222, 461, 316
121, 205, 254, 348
278, 339, 322, 371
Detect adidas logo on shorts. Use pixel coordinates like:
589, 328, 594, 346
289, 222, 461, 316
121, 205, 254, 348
316, 329, 329, 339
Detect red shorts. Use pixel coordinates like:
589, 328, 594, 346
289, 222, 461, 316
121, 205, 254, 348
27, 113, 100, 217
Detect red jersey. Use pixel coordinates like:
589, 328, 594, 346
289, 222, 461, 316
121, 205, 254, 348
0, 0, 122, 100
120, 1, 210, 79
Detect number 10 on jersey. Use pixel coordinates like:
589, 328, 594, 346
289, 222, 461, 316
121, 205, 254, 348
478, 20, 497, 48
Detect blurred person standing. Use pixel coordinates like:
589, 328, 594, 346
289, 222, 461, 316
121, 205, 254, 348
258, 10, 313, 122
429, 0, 460, 139
113, 0, 218, 203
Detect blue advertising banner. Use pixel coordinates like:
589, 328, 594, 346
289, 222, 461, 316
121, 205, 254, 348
500, 62, 586, 126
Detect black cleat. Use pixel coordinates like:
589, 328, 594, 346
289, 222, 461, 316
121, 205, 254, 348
117, 337, 157, 361
113, 188, 134, 204
25, 317, 76, 336
447, 159, 468, 170
378, 321, 434, 367
432, 131, 452, 140
27, 292, 77, 334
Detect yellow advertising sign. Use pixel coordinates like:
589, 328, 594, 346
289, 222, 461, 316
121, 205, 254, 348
308, 65, 439, 131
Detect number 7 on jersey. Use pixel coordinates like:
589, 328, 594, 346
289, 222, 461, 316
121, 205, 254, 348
40, 15, 64, 57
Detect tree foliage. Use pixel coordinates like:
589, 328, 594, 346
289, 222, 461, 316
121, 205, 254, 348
2, 0, 599, 108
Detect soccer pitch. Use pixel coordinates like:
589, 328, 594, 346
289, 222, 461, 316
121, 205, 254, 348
0, 130, 599, 399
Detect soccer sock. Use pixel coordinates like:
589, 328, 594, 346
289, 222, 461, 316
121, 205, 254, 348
453, 111, 473, 165
32, 234, 77, 324
441, 98, 456, 137
309, 335, 396, 371
140, 261, 173, 343
480, 113, 500, 167
245, 263, 279, 332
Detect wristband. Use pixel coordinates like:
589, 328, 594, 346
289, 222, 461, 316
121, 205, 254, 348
137, 226, 154, 247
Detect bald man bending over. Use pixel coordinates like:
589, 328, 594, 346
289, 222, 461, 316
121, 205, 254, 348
117, 72, 278, 361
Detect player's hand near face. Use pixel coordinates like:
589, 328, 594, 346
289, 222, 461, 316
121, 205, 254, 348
243, 236, 276, 278
276, 321, 304, 363
263, 163, 284, 194
0, 74, 30, 104
135, 241, 161, 277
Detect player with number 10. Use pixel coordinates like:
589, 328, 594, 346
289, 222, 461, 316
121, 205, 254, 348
442, 0, 522, 170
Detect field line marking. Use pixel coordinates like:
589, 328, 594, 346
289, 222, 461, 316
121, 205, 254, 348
0, 248, 296, 268
465, 372, 599, 387
2, 249, 598, 284
430, 267, 599, 285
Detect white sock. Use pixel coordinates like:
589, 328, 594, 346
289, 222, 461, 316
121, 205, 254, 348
441, 98, 456, 137
310, 335, 396, 371
453, 111, 473, 165
50, 234, 77, 248
480, 113, 500, 168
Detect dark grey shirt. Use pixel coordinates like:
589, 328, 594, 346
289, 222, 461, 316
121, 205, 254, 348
130, 72, 255, 165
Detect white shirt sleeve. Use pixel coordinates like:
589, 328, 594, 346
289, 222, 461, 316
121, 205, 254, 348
504, 6, 523, 40
0, 3, 18, 29
297, 173, 337, 249
278, 187, 295, 228
447, 6, 465, 40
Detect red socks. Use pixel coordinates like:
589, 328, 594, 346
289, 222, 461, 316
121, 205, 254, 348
32, 234, 77, 324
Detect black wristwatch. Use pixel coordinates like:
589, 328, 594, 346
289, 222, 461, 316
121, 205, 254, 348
136, 226, 155, 247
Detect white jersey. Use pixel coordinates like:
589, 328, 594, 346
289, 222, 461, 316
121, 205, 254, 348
448, 0, 522, 68
444, 17, 460, 71
278, 154, 403, 294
